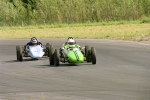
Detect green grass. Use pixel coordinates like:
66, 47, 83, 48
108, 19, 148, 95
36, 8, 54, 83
0, 21, 150, 41
0, 20, 147, 30
1, 0, 150, 25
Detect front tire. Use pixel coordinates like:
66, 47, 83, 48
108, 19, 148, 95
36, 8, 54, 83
91, 47, 96, 64
16, 46, 23, 61
85, 45, 89, 57
85, 45, 91, 62
54, 49, 60, 66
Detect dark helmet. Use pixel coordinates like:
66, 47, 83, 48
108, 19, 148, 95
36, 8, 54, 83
30, 37, 38, 45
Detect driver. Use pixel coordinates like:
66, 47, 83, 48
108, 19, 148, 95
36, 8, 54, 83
60, 37, 81, 58
61, 37, 80, 50
24, 37, 42, 51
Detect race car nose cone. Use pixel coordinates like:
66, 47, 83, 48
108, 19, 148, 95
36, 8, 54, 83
28, 46, 45, 58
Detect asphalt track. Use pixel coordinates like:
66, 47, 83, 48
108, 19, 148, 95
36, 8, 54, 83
0, 39, 150, 100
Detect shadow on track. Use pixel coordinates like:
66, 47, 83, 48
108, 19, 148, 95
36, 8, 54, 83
37, 63, 93, 68
3, 57, 48, 63
32, 65, 50, 68
3, 59, 38, 63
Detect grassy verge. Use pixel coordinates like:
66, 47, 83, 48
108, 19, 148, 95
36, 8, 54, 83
0, 21, 150, 41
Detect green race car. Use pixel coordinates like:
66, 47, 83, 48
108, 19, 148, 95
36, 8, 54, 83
49, 45, 96, 66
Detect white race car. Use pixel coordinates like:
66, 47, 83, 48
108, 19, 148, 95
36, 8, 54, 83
16, 43, 52, 61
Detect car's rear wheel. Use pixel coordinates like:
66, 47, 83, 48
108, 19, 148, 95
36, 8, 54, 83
16, 46, 23, 61
47, 45, 53, 57
46, 43, 50, 47
46, 43, 52, 56
16, 46, 19, 61
54, 49, 60, 66
49, 47, 55, 65
91, 47, 96, 64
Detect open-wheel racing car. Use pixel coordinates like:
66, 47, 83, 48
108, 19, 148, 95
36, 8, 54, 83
49, 45, 96, 66
16, 43, 53, 61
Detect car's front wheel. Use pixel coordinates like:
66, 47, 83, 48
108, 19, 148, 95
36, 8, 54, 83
85, 45, 91, 62
16, 46, 23, 61
54, 49, 60, 66
91, 47, 96, 64
49, 47, 55, 65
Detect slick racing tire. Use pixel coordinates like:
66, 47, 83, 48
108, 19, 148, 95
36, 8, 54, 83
54, 49, 60, 66
85, 45, 91, 62
16, 46, 23, 61
91, 47, 96, 64
49, 47, 55, 65
85, 45, 89, 57
46, 43, 53, 57
46, 43, 50, 47
47, 45, 53, 57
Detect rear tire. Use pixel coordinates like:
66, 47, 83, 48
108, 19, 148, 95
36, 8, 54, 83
16, 46, 23, 61
46, 43, 50, 46
54, 49, 60, 66
47, 45, 53, 57
16, 46, 19, 61
49, 47, 55, 65
91, 47, 96, 64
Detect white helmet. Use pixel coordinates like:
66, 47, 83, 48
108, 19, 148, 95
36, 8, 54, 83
67, 38, 75, 48
31, 37, 38, 45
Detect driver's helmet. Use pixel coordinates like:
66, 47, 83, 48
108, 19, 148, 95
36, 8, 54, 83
67, 38, 76, 48
30, 37, 38, 45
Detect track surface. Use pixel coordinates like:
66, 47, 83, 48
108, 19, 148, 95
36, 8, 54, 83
0, 39, 150, 100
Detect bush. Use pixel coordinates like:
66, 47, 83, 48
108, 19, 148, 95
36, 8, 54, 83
0, 0, 150, 26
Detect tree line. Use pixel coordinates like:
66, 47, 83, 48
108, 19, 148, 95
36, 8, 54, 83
0, 0, 150, 26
